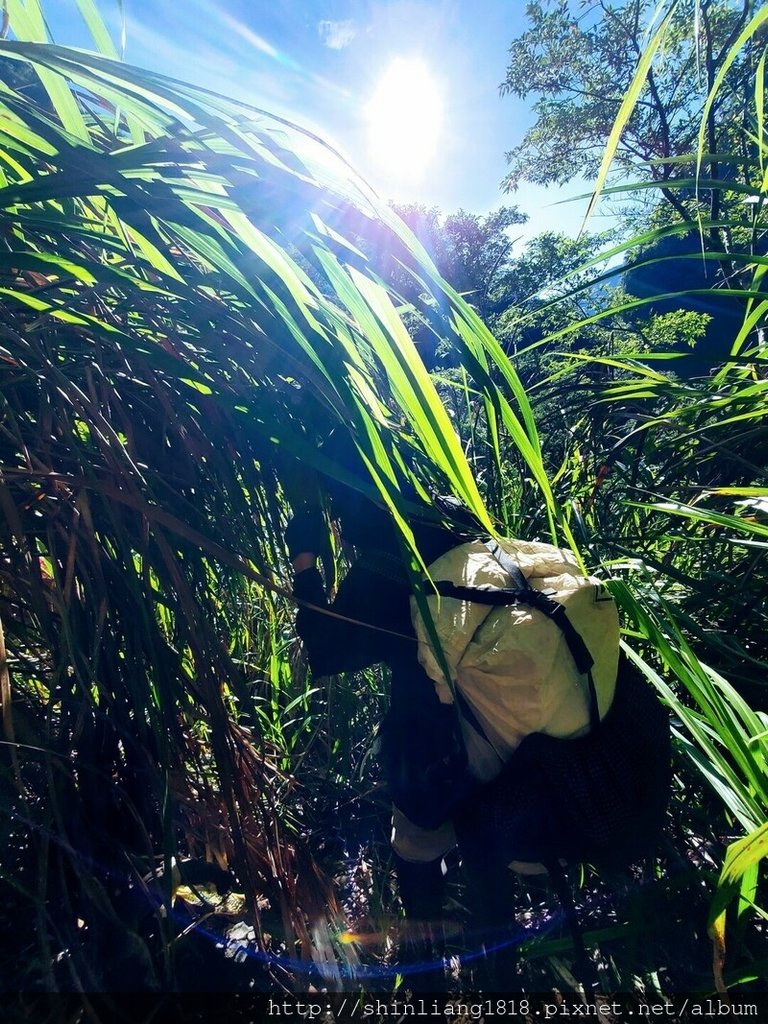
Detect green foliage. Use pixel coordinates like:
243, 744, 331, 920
430, 0, 768, 987
632, 308, 710, 349
512, 1, 768, 983
0, 0, 766, 999
501, 0, 760, 223
392, 204, 528, 321
0, 3, 562, 994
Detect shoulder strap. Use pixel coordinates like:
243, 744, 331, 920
488, 542, 601, 733
486, 541, 529, 591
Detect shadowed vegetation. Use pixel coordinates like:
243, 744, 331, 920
0, 0, 766, 1005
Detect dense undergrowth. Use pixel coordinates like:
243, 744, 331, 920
0, 0, 766, 1008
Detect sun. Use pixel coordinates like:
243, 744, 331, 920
365, 58, 443, 182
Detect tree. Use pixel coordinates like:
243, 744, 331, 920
500, 0, 759, 226
390, 203, 528, 323
388, 206, 618, 354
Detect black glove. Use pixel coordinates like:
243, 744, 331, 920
285, 507, 335, 587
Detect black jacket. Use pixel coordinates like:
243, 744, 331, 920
292, 521, 465, 714
293, 557, 434, 714
293, 548, 474, 828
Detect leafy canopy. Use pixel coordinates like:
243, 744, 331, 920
501, 0, 759, 224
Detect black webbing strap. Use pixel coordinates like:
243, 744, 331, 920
428, 541, 601, 734
487, 542, 595, 674
486, 541, 529, 592
486, 543, 602, 734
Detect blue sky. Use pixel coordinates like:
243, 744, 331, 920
52, 0, 593, 242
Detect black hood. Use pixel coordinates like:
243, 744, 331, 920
319, 430, 482, 562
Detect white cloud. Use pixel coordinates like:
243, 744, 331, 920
318, 19, 356, 50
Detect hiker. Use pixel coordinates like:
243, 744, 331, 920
286, 469, 476, 926
286, 434, 670, 987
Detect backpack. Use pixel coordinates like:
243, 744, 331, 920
411, 538, 621, 767
406, 539, 671, 870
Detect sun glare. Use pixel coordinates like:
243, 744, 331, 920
365, 58, 443, 182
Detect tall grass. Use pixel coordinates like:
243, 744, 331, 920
516, 0, 768, 988
0, 0, 557, 994
0, 0, 765, 998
